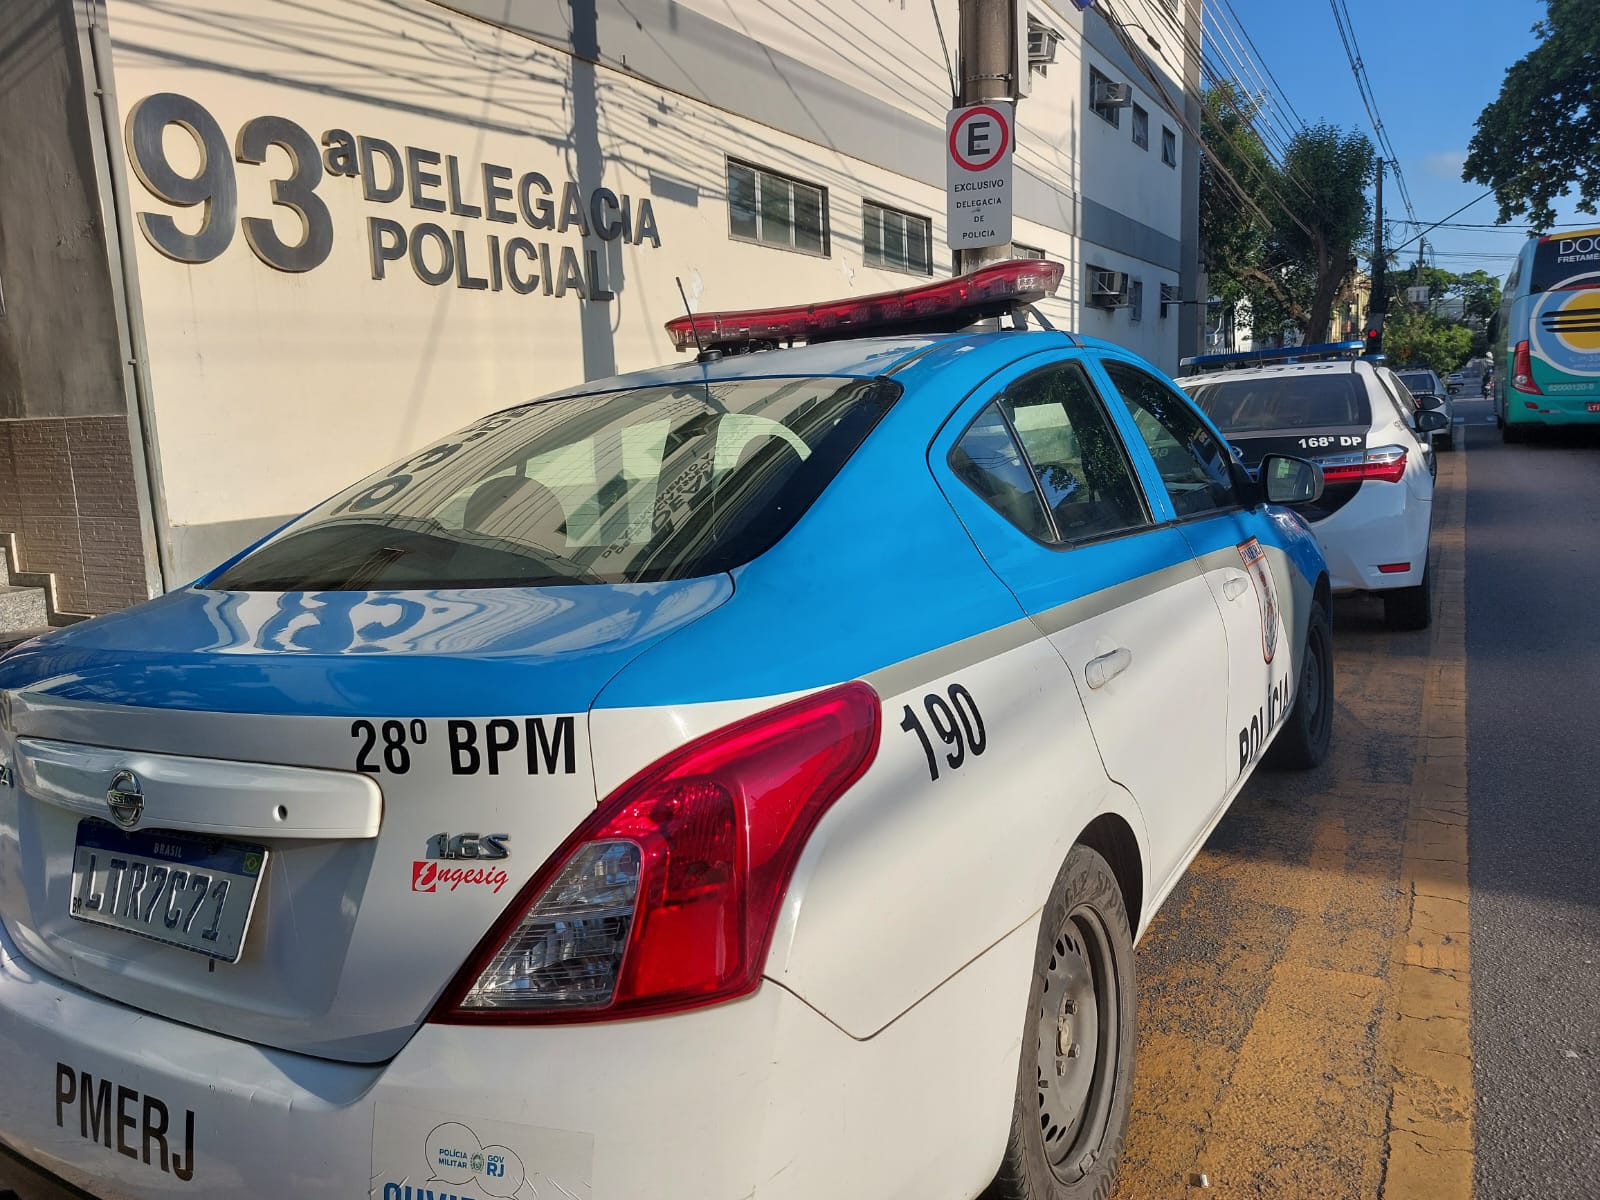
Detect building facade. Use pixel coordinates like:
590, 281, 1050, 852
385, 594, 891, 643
0, 0, 1202, 616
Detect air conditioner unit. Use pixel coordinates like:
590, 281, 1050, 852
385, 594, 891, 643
1092, 79, 1133, 109
1028, 21, 1061, 68
1088, 269, 1130, 308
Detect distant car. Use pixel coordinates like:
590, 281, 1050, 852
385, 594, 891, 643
0, 262, 1336, 1200
1181, 343, 1446, 630
1446, 371, 1466, 395
1394, 369, 1456, 452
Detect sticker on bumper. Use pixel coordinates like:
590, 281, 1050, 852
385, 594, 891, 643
373, 1102, 593, 1199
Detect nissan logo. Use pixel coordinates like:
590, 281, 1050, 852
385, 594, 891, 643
106, 770, 145, 829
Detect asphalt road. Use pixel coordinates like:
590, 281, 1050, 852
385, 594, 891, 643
1463, 406, 1600, 1198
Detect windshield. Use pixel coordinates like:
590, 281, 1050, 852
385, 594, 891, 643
210, 377, 898, 590
1395, 372, 1437, 394
1530, 231, 1600, 293
1184, 373, 1371, 434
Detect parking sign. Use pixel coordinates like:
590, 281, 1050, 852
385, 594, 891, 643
947, 103, 1014, 248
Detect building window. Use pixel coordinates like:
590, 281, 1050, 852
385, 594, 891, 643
863, 201, 932, 274
727, 160, 829, 255
1090, 67, 1123, 128
1129, 280, 1144, 323
1014, 242, 1048, 260
1161, 127, 1178, 168
1132, 104, 1149, 150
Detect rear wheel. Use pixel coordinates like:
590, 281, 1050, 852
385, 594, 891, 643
984, 846, 1135, 1200
1384, 557, 1432, 631
1265, 599, 1333, 769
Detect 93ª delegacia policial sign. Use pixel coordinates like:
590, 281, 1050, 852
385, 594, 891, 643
124, 93, 663, 302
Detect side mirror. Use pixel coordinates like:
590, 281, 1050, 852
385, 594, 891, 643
1413, 393, 1446, 411
1260, 454, 1325, 505
1415, 410, 1450, 433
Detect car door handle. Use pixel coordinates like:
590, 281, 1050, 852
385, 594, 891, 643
1084, 647, 1132, 689
1222, 574, 1251, 601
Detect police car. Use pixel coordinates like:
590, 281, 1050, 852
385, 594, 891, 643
1179, 343, 1447, 631
0, 262, 1333, 1200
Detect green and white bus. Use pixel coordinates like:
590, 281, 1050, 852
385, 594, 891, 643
1492, 228, 1600, 441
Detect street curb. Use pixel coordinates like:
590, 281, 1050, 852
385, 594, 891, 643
1378, 442, 1475, 1198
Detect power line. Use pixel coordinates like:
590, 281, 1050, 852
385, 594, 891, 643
1219, 0, 1308, 130
1326, 0, 1418, 226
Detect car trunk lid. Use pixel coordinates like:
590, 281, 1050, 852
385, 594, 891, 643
0, 578, 731, 1062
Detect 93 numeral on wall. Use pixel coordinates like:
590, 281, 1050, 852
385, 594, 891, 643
900, 683, 986, 782
125, 93, 332, 272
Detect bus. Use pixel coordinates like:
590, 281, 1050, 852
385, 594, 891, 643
1492, 228, 1600, 441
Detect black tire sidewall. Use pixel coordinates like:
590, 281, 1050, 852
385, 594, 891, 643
1265, 599, 1333, 769
990, 845, 1136, 1200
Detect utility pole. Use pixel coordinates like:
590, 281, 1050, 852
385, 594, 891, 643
955, 0, 1016, 274
1368, 158, 1385, 350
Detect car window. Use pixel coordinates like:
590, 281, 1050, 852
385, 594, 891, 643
949, 362, 1148, 544
210, 377, 899, 589
1186, 371, 1371, 432
948, 404, 1055, 541
1002, 363, 1149, 541
1103, 361, 1238, 517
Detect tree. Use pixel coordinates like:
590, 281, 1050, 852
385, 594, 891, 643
1199, 86, 1376, 343
1381, 310, 1474, 374
1463, 0, 1600, 228
1455, 269, 1502, 322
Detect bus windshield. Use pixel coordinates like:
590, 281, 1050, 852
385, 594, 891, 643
1530, 230, 1600, 293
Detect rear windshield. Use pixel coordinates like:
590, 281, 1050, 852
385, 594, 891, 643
1531, 232, 1600, 293
1394, 372, 1435, 395
1184, 373, 1370, 434
210, 377, 898, 590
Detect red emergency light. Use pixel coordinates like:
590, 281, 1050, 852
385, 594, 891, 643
665, 259, 1065, 352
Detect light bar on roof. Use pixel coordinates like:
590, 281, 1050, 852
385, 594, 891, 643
1180, 341, 1367, 373
664, 259, 1065, 352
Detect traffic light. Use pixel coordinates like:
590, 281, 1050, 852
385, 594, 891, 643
1363, 324, 1382, 357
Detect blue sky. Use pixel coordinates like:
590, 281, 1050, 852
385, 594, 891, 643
1222, 0, 1591, 282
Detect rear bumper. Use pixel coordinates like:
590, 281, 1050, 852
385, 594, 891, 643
1504, 394, 1600, 427
0, 910, 1031, 1200
1311, 484, 1431, 594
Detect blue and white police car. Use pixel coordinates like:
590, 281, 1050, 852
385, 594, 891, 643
0, 262, 1332, 1200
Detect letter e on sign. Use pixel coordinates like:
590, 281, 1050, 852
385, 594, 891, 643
946, 103, 1013, 249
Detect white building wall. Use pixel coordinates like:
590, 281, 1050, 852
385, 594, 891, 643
99, 0, 1199, 584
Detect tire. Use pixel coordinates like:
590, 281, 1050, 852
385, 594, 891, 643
984, 846, 1135, 1200
1383, 557, 1432, 631
1265, 599, 1334, 770
1437, 430, 1455, 452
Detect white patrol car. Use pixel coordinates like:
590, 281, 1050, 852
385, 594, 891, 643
0, 263, 1333, 1200
1179, 342, 1448, 631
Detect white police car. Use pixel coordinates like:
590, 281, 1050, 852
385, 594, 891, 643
0, 263, 1332, 1200
1180, 343, 1447, 630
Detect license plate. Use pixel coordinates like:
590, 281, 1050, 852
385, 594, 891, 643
69, 820, 267, 963
1588, 402, 1600, 413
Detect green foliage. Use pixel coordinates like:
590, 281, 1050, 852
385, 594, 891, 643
1200, 85, 1376, 342
1463, 0, 1600, 228
1455, 270, 1503, 321
1379, 265, 1501, 319
1382, 311, 1474, 374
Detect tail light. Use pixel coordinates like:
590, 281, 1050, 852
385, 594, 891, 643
1512, 340, 1542, 394
433, 682, 881, 1024
1318, 445, 1408, 485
